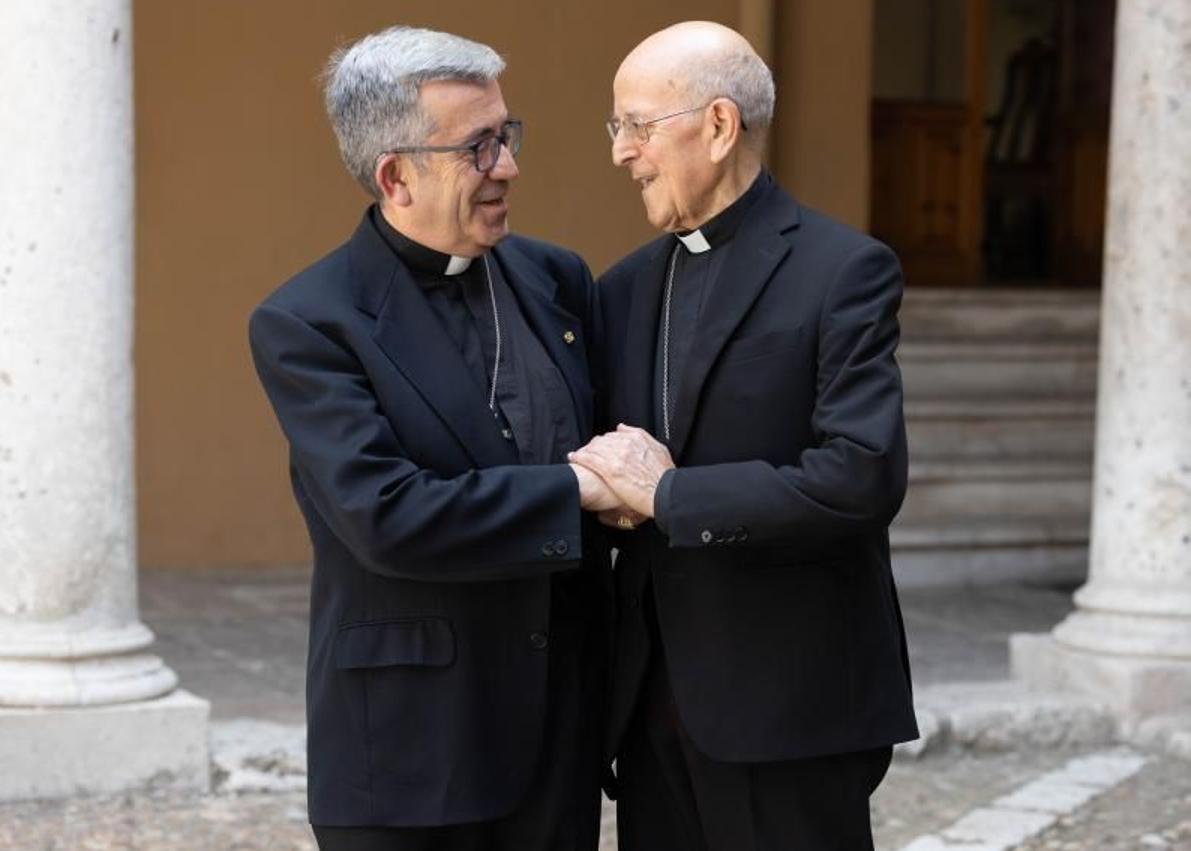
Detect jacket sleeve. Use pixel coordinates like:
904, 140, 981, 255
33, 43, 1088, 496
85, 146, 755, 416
248, 303, 583, 582
658, 242, 908, 548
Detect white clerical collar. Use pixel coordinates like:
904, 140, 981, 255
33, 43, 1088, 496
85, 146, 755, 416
444, 255, 474, 275
676, 229, 712, 254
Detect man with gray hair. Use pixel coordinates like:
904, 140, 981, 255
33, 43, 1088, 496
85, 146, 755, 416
249, 25, 612, 851
569, 21, 917, 850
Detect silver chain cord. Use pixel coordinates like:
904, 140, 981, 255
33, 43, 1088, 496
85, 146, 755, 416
661, 244, 680, 441
482, 254, 501, 413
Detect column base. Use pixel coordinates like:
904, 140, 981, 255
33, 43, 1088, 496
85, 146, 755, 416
0, 689, 210, 802
0, 652, 179, 706
1011, 632, 1191, 719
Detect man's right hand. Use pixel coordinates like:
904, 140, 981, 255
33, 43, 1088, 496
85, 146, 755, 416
569, 463, 622, 512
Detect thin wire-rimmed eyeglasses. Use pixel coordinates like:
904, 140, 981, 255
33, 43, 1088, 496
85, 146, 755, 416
381, 119, 523, 172
606, 106, 707, 145
606, 101, 749, 144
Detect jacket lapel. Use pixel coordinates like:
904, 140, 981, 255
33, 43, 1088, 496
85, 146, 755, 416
493, 241, 594, 440
667, 187, 800, 459
349, 216, 519, 468
619, 239, 672, 433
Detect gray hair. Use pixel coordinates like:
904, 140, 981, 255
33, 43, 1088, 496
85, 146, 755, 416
683, 47, 775, 137
323, 26, 505, 197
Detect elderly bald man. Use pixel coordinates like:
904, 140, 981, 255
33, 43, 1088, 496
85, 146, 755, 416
570, 21, 917, 851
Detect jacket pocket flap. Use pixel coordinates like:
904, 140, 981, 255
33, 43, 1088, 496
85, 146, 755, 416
718, 327, 804, 365
334, 618, 455, 669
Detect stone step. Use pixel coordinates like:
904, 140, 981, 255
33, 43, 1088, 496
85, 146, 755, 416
891, 515, 1089, 548
891, 516, 1090, 586
892, 287, 1100, 584
895, 682, 1117, 754
901, 458, 1092, 521
893, 543, 1088, 586
908, 457, 1093, 482
905, 398, 1095, 459
900, 288, 1101, 343
899, 341, 1099, 399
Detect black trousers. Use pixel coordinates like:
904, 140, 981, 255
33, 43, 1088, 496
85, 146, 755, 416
615, 596, 892, 851
313, 605, 604, 851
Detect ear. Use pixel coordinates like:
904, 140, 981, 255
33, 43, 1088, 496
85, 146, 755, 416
374, 153, 414, 207
707, 98, 743, 164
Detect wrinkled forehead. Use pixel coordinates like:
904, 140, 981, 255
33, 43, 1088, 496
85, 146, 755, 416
612, 61, 690, 117
419, 78, 508, 139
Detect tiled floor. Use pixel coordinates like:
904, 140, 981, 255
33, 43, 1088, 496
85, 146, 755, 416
4, 568, 1184, 851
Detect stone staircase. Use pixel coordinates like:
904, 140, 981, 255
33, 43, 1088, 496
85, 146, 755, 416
892, 288, 1101, 586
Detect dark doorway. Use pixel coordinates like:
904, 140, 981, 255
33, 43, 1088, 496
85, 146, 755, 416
869, 0, 1115, 287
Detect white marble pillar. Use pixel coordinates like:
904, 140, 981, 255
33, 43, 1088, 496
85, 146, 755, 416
0, 0, 207, 799
1012, 0, 1191, 719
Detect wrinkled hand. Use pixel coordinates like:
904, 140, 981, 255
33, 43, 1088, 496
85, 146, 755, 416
568, 424, 675, 518
569, 463, 621, 512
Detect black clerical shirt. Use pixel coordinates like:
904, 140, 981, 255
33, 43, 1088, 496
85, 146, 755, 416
652, 170, 771, 530
370, 207, 580, 467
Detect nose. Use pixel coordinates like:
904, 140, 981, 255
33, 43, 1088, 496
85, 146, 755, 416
490, 142, 519, 180
611, 130, 637, 167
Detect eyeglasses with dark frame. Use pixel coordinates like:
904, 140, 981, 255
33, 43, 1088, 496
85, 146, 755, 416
382, 119, 523, 172
605, 101, 748, 145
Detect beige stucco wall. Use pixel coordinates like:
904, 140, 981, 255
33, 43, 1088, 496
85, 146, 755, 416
771, 1, 874, 230
134, 2, 873, 566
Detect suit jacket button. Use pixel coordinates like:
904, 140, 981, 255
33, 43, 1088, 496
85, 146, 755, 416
554, 539, 569, 556
529, 632, 549, 650
700, 530, 713, 544
541, 542, 556, 557
626, 594, 640, 610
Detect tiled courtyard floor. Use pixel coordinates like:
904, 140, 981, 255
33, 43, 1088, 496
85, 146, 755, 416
1, 567, 1187, 850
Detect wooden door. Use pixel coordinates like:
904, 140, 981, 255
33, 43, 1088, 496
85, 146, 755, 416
869, 0, 986, 286
871, 0, 1112, 288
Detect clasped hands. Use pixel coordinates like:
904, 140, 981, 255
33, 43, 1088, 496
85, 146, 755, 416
568, 424, 674, 530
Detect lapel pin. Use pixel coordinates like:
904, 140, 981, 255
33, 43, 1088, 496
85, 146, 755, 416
563, 331, 576, 345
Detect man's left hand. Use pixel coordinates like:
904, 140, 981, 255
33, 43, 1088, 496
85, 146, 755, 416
569, 424, 675, 518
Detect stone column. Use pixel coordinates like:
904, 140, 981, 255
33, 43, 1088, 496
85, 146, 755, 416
1012, 0, 1191, 720
0, 0, 208, 800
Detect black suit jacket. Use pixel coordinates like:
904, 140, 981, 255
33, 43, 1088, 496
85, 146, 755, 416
599, 180, 917, 765
249, 212, 609, 827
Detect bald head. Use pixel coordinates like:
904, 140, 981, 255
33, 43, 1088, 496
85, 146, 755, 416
609, 21, 772, 232
616, 21, 774, 137
620, 21, 754, 77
